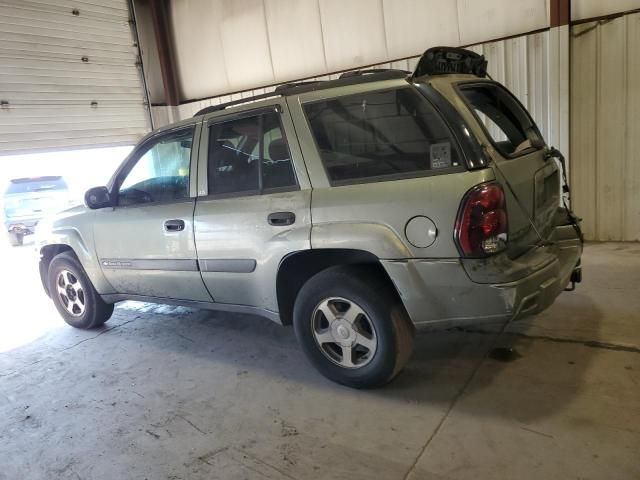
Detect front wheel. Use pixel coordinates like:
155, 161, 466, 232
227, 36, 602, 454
293, 266, 414, 388
8, 231, 23, 246
48, 252, 114, 329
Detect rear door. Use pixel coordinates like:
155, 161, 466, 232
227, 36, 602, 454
457, 82, 560, 257
93, 124, 212, 302
194, 102, 311, 313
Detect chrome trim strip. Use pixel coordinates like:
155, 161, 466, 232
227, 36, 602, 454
100, 259, 198, 271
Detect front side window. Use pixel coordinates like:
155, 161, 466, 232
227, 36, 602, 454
459, 83, 543, 157
118, 128, 193, 206
207, 110, 297, 196
303, 88, 462, 184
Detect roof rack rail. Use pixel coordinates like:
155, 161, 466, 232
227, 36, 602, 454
339, 68, 410, 79
194, 90, 282, 116
274, 80, 325, 93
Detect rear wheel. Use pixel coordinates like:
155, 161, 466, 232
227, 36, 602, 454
293, 266, 414, 388
48, 252, 114, 329
8, 232, 23, 247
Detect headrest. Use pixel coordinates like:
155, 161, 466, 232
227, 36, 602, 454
268, 138, 289, 162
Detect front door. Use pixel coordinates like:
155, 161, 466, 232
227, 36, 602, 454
93, 124, 212, 302
193, 104, 312, 314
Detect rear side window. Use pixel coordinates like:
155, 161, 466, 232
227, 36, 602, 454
5, 176, 67, 195
207, 110, 297, 196
304, 88, 462, 185
459, 83, 543, 157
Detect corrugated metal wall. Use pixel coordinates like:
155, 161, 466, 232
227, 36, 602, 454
570, 12, 640, 241
0, 0, 151, 155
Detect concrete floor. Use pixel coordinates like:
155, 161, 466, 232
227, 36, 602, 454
0, 240, 638, 480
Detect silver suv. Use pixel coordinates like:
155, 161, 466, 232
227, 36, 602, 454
37, 48, 582, 388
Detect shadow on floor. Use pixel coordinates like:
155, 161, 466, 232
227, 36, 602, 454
110, 288, 602, 424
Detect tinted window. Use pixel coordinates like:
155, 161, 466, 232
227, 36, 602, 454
459, 84, 542, 156
118, 128, 193, 206
207, 111, 297, 195
304, 88, 461, 184
5, 176, 67, 195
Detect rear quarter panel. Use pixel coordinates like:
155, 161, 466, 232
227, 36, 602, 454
309, 170, 495, 259
287, 79, 496, 259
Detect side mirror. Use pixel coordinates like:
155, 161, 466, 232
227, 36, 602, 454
84, 186, 112, 209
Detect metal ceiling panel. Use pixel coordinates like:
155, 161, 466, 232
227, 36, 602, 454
382, 0, 460, 59
318, 0, 388, 71
457, 0, 548, 45
264, 0, 327, 81
571, 0, 640, 21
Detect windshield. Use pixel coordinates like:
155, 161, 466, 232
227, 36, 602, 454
5, 176, 68, 195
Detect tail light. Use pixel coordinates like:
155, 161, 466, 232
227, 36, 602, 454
455, 182, 508, 257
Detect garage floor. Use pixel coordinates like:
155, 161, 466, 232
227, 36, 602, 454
1, 242, 638, 480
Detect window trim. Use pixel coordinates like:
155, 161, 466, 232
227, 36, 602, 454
301, 85, 466, 187
201, 107, 300, 200
111, 125, 197, 209
455, 80, 545, 160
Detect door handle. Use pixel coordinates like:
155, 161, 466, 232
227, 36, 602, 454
268, 212, 295, 226
164, 219, 185, 232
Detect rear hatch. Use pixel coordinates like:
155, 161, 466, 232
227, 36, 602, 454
3, 176, 71, 221
457, 82, 560, 258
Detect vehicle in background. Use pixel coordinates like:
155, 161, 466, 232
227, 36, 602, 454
3, 176, 73, 246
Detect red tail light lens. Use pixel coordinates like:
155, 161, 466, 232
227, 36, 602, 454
455, 182, 508, 257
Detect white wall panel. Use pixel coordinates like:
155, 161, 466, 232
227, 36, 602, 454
154, 0, 557, 103
265, 0, 327, 81
382, 0, 460, 59
318, 0, 388, 71
570, 12, 640, 241
457, 0, 547, 45
0, 0, 150, 155
218, 0, 275, 90
169, 29, 552, 146
572, 0, 640, 21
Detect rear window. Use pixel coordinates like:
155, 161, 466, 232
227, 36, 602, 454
5, 176, 68, 195
459, 83, 543, 157
304, 87, 462, 185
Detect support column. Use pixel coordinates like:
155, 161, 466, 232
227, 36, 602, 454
548, 0, 571, 171
149, 0, 180, 115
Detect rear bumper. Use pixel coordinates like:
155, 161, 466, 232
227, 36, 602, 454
382, 224, 582, 328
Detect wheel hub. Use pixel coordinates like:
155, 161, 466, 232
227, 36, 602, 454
311, 297, 378, 369
56, 269, 85, 317
66, 285, 77, 301
331, 320, 354, 345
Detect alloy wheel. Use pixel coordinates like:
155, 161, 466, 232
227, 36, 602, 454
311, 297, 377, 368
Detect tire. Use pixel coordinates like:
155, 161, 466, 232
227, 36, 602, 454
48, 251, 114, 329
293, 265, 415, 388
8, 231, 23, 247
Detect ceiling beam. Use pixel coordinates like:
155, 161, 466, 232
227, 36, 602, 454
149, 0, 180, 106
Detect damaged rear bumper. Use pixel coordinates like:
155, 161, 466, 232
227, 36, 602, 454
382, 224, 582, 328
